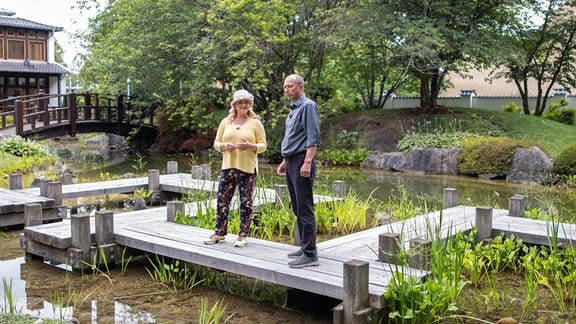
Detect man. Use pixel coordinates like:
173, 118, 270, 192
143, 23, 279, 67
277, 74, 321, 268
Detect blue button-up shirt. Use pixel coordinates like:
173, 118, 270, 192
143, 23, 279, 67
281, 95, 321, 157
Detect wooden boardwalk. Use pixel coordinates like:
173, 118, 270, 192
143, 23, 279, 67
13, 172, 576, 319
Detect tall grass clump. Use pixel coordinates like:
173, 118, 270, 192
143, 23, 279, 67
146, 255, 203, 293
197, 298, 234, 323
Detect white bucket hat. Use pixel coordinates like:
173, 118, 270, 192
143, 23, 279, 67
230, 89, 254, 106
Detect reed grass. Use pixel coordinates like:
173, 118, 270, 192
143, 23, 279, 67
1, 277, 18, 314
197, 298, 234, 324
145, 255, 203, 293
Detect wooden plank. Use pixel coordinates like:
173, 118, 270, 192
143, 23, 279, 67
493, 215, 576, 247
114, 221, 415, 309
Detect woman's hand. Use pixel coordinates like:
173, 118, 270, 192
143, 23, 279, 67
236, 139, 255, 152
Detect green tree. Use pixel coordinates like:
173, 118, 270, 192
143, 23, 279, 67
384, 0, 518, 109
328, 1, 413, 110
499, 0, 576, 116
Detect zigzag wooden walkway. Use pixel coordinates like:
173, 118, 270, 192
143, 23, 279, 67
14, 173, 576, 319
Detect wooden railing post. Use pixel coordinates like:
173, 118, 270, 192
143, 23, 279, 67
40, 95, 50, 126
443, 188, 459, 208
95, 210, 117, 267
333, 259, 374, 324
191, 164, 211, 180
378, 232, 401, 264
69, 92, 77, 137
14, 99, 23, 136
333, 180, 347, 199
148, 169, 161, 205
24, 203, 43, 227
9, 173, 22, 190
167, 200, 185, 222
475, 206, 493, 243
408, 238, 431, 270
94, 94, 101, 120
167, 161, 178, 174
116, 94, 124, 126
84, 92, 92, 120
69, 213, 91, 269
509, 194, 527, 217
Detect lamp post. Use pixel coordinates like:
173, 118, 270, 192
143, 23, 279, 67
127, 77, 131, 98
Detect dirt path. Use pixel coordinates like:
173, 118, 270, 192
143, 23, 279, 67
1, 230, 333, 323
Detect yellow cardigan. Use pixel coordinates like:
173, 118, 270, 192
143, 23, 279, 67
214, 117, 267, 174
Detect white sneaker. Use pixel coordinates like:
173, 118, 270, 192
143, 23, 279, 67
234, 237, 247, 247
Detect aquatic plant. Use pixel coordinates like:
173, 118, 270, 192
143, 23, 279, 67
145, 255, 203, 293
197, 298, 234, 324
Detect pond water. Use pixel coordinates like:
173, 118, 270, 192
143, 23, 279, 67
51, 139, 576, 222
2, 138, 575, 322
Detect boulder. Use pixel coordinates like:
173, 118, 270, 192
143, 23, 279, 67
506, 147, 554, 185
362, 148, 462, 175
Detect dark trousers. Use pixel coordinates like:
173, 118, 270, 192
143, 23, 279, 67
214, 168, 256, 238
285, 154, 317, 257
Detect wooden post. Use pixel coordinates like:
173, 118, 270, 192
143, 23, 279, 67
69, 214, 91, 269
39, 178, 51, 197
24, 203, 43, 227
69, 92, 77, 137
95, 210, 117, 268
40, 95, 49, 126
167, 200, 184, 222
147, 169, 161, 205
117, 94, 125, 125
443, 188, 459, 208
509, 194, 527, 217
378, 232, 401, 264
167, 161, 178, 174
475, 206, 493, 243
95, 211, 114, 245
333, 180, 347, 199
408, 238, 431, 270
47, 181, 63, 205
14, 99, 23, 136
333, 259, 374, 324
191, 164, 211, 180
274, 184, 287, 206
9, 173, 22, 190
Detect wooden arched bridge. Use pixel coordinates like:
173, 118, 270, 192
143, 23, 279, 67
0, 93, 157, 143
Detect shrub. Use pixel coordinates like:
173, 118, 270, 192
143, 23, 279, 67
316, 148, 370, 166
542, 100, 575, 125
502, 102, 522, 113
397, 132, 480, 152
458, 137, 532, 176
554, 144, 576, 176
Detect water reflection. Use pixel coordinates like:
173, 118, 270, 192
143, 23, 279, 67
0, 258, 156, 323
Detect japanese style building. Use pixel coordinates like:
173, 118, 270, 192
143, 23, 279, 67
0, 8, 68, 100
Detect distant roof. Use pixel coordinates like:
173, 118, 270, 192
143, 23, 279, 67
0, 11, 63, 32
0, 61, 69, 75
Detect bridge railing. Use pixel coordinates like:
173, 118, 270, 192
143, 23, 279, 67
1, 92, 154, 137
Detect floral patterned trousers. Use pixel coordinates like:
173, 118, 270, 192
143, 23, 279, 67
214, 168, 257, 238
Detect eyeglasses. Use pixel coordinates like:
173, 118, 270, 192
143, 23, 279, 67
236, 100, 252, 105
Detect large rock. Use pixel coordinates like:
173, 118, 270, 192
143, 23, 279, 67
506, 147, 554, 184
362, 148, 462, 175
363, 146, 554, 185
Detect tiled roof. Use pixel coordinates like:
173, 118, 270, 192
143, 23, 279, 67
0, 16, 62, 31
0, 61, 69, 75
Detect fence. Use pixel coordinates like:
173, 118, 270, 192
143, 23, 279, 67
382, 91, 576, 110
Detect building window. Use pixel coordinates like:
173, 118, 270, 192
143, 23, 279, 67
29, 31, 36, 38
0, 40, 3, 59
7, 40, 25, 60
38, 31, 46, 39
29, 41, 45, 61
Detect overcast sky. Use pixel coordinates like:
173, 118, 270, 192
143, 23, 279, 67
1, 0, 102, 70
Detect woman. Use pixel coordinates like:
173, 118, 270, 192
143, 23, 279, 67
204, 89, 267, 247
